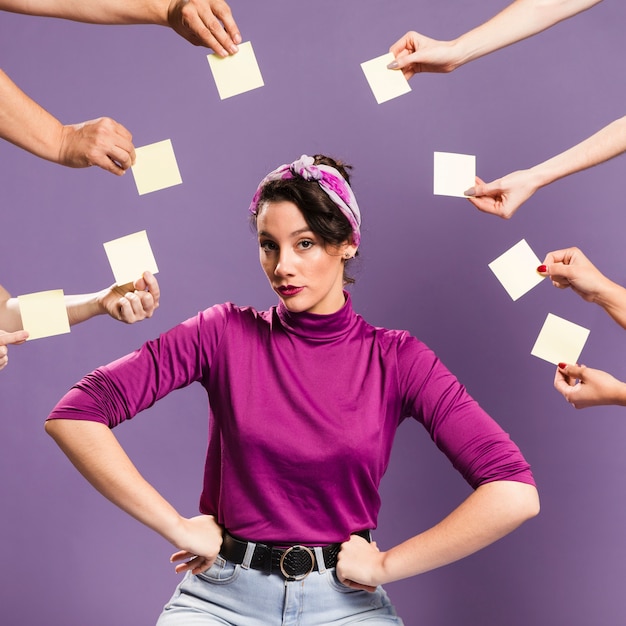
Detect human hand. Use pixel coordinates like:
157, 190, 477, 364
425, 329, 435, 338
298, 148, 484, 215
336, 534, 385, 593
537, 247, 610, 304
387, 31, 461, 79
167, 0, 241, 55
58, 117, 135, 176
169, 514, 224, 575
98, 272, 160, 323
554, 363, 626, 409
0, 329, 29, 371
464, 170, 539, 219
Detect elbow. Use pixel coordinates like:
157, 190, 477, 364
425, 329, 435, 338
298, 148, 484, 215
516, 483, 541, 523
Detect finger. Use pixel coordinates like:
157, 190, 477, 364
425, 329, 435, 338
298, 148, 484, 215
466, 196, 501, 215
134, 290, 156, 318
116, 296, 135, 323
0, 329, 29, 345
138, 272, 161, 307
106, 145, 134, 172
184, 9, 232, 55
211, 0, 241, 45
125, 291, 148, 320
170, 550, 194, 563
0, 354, 7, 370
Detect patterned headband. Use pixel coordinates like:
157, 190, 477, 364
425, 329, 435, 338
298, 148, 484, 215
248, 154, 361, 246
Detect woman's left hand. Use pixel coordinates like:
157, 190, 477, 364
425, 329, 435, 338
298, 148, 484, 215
169, 515, 224, 575
336, 534, 385, 592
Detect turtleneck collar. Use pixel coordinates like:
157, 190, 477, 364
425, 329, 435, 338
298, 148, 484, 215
276, 291, 358, 340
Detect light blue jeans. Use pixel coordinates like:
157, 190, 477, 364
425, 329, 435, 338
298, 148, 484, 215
156, 555, 404, 625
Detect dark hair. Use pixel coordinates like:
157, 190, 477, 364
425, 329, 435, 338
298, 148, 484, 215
252, 155, 359, 284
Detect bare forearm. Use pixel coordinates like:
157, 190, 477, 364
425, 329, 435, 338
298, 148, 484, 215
381, 481, 539, 582
452, 0, 602, 68
0, 0, 167, 25
529, 115, 626, 189
0, 70, 66, 163
593, 279, 626, 331
45, 419, 185, 543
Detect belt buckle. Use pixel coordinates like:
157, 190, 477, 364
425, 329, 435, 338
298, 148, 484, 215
279, 545, 315, 581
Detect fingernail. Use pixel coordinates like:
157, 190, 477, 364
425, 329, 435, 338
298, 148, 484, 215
234, 33, 242, 44
387, 61, 399, 69
464, 187, 475, 197
537, 265, 547, 274
230, 44, 239, 54
558, 362, 567, 369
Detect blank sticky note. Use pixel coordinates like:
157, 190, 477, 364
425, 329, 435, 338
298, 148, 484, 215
488, 239, 545, 301
131, 139, 182, 195
531, 313, 590, 365
18, 290, 70, 341
360, 53, 411, 104
103, 230, 159, 286
207, 41, 264, 99
433, 152, 476, 197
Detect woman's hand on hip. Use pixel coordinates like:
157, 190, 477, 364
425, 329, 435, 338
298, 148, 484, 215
169, 514, 224, 575
336, 534, 386, 592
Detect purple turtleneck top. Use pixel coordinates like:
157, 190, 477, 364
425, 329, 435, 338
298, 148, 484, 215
48, 294, 534, 545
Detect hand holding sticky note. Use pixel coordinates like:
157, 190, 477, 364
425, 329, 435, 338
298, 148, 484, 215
361, 53, 411, 104
131, 139, 182, 196
207, 41, 264, 99
103, 230, 159, 287
488, 239, 545, 301
17, 289, 70, 340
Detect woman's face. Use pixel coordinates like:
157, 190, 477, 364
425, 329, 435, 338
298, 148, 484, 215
256, 200, 357, 315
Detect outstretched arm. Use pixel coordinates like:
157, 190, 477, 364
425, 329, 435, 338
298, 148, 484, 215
388, 0, 602, 78
337, 480, 539, 590
0, 272, 160, 333
0, 70, 135, 175
45, 418, 223, 573
466, 115, 626, 219
0, 0, 241, 55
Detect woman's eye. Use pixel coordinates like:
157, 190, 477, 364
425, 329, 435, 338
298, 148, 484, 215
260, 240, 277, 252
299, 240, 314, 249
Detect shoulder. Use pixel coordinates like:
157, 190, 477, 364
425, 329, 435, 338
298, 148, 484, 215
197, 302, 273, 333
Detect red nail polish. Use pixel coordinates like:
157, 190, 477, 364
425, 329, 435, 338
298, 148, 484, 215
558, 362, 567, 369
537, 265, 547, 273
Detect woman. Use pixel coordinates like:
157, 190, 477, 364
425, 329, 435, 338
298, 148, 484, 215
46, 155, 539, 625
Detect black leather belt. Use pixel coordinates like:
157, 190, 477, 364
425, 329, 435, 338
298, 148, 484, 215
220, 530, 371, 581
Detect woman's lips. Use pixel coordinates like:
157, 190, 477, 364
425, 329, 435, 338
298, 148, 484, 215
276, 285, 304, 297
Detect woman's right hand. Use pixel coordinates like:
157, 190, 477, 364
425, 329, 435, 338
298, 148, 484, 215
169, 514, 224, 575
388, 31, 461, 79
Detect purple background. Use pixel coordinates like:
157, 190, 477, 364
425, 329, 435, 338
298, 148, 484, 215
1, 1, 626, 624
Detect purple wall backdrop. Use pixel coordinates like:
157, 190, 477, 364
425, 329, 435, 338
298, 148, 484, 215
1, 1, 626, 624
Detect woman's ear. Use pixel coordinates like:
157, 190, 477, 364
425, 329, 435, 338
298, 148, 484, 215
342, 241, 358, 260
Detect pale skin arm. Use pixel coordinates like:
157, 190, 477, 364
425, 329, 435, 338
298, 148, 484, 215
0, 70, 135, 175
337, 481, 539, 591
0, 272, 160, 333
0, 0, 241, 55
45, 419, 223, 574
388, 0, 602, 78
554, 363, 626, 409
466, 115, 626, 219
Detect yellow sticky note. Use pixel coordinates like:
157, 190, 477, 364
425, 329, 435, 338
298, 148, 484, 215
488, 239, 544, 301
131, 139, 182, 195
103, 230, 159, 286
434, 151, 476, 197
207, 41, 264, 100
18, 289, 70, 341
361, 53, 411, 104
531, 313, 590, 365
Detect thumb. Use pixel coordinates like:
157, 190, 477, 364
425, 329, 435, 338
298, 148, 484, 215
465, 177, 499, 198
0, 329, 29, 345
558, 362, 584, 378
